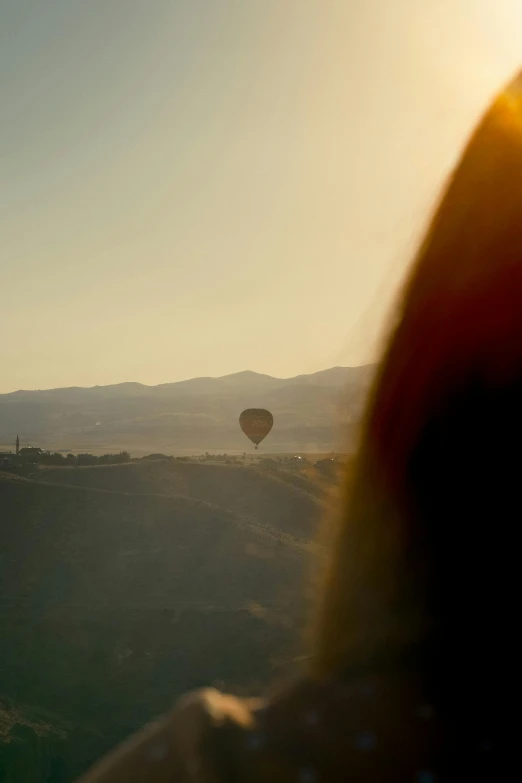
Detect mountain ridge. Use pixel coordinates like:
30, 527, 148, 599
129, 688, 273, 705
0, 365, 376, 454
0, 365, 374, 398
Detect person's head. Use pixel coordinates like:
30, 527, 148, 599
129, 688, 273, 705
313, 72, 522, 706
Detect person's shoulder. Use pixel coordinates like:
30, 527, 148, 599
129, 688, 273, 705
171, 687, 265, 779
76, 688, 264, 783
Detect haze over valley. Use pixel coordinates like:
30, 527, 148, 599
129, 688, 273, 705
0, 365, 375, 456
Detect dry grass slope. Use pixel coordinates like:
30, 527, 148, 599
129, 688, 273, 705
0, 461, 322, 781
35, 459, 325, 539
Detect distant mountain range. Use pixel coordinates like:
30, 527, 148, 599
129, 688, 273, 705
0, 365, 376, 455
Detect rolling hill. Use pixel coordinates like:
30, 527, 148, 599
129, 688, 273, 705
0, 459, 330, 781
34, 459, 325, 539
0, 365, 375, 455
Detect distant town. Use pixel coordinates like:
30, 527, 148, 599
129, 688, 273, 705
1, 435, 341, 477
0, 435, 131, 469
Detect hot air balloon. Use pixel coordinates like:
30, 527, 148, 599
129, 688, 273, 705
239, 408, 273, 450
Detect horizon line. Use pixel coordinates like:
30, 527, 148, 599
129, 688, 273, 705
0, 363, 376, 397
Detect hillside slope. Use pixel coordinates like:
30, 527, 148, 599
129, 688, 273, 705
34, 459, 325, 539
0, 470, 316, 780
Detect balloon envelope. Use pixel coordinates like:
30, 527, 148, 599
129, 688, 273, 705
239, 408, 274, 448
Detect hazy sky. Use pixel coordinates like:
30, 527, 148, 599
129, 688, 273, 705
1, 0, 521, 392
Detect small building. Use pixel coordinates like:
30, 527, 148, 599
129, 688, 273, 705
0, 452, 21, 469
19, 446, 43, 460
